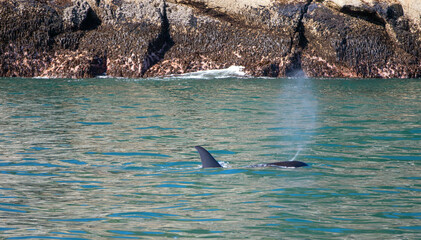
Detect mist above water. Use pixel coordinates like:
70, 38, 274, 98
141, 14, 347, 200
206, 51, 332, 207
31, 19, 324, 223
276, 74, 317, 160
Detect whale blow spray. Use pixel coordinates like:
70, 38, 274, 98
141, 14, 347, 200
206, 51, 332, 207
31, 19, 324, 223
277, 75, 317, 161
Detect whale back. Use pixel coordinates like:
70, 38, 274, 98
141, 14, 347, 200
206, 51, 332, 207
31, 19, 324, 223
250, 161, 308, 168
195, 146, 308, 168
195, 146, 222, 168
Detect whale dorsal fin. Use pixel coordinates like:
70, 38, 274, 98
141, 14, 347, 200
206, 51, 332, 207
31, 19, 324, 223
195, 146, 222, 168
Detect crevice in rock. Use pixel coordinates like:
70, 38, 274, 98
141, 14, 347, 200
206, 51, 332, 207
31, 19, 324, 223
64, 0, 102, 31
340, 5, 386, 27
79, 7, 102, 30
285, 0, 312, 77
289, 0, 311, 52
386, 4, 404, 21
141, 1, 174, 76
262, 63, 280, 77
88, 54, 107, 76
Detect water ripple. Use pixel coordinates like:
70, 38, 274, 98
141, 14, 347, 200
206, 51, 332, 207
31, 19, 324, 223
49, 218, 106, 222
86, 152, 170, 158
76, 122, 112, 125
108, 212, 177, 219
1, 77, 420, 239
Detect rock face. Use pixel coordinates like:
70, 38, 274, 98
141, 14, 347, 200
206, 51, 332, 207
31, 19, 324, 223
0, 0, 420, 78
303, 1, 421, 78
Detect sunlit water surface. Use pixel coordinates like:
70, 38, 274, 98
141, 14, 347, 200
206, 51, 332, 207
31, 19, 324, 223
0, 76, 420, 239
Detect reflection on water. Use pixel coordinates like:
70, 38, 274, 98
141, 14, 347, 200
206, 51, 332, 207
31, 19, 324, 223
0, 77, 420, 239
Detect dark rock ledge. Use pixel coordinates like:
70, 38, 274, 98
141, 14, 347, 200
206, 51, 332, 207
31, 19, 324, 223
0, 0, 420, 78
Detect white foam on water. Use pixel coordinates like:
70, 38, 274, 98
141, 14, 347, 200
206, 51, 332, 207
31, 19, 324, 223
218, 161, 231, 168
171, 66, 246, 79
193, 161, 230, 169
195, 162, 231, 169
96, 74, 111, 79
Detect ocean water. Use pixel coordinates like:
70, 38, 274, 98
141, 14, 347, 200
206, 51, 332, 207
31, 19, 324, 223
0, 73, 420, 239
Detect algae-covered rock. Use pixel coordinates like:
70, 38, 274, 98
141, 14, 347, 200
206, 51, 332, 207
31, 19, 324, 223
302, 2, 420, 78
0, 0, 420, 78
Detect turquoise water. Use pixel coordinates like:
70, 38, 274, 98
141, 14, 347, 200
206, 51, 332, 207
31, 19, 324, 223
0, 76, 420, 239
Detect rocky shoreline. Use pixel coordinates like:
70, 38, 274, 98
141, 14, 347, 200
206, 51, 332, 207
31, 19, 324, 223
1, 0, 420, 78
